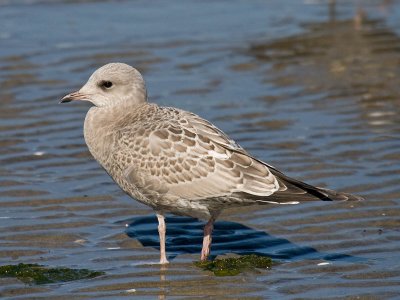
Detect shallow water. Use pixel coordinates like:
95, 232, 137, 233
1, 0, 400, 299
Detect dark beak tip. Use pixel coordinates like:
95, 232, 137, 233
60, 91, 82, 104
59, 98, 72, 104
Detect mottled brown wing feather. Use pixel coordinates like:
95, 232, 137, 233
113, 108, 280, 202
111, 107, 362, 205
193, 117, 363, 203
231, 154, 364, 202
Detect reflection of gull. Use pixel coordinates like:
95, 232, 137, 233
61, 63, 362, 264
126, 215, 362, 262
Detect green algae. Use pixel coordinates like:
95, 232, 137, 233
0, 263, 104, 285
194, 254, 272, 276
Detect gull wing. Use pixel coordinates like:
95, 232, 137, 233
114, 108, 279, 202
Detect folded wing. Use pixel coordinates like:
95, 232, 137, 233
113, 107, 362, 205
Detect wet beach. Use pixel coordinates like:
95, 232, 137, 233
0, 1, 400, 299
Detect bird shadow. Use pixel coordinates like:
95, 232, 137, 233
125, 214, 362, 262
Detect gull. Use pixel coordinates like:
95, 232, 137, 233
61, 63, 362, 264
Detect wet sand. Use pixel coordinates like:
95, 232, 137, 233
0, 1, 399, 299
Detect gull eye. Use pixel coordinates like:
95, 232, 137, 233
101, 81, 113, 89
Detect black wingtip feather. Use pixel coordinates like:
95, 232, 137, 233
269, 167, 364, 202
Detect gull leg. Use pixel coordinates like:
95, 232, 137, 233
201, 217, 215, 261
156, 213, 169, 264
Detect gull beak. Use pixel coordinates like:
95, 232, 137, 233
60, 91, 88, 104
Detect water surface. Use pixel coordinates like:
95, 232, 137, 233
0, 1, 399, 299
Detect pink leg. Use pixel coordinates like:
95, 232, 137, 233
156, 213, 169, 264
201, 218, 215, 261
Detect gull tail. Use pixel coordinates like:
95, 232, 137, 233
266, 167, 364, 203
314, 187, 364, 201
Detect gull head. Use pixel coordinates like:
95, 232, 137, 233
61, 63, 147, 107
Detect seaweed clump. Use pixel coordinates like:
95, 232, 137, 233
0, 263, 104, 285
194, 254, 272, 276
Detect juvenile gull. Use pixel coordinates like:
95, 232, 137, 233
61, 63, 362, 264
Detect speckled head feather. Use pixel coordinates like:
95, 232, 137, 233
61, 62, 147, 107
